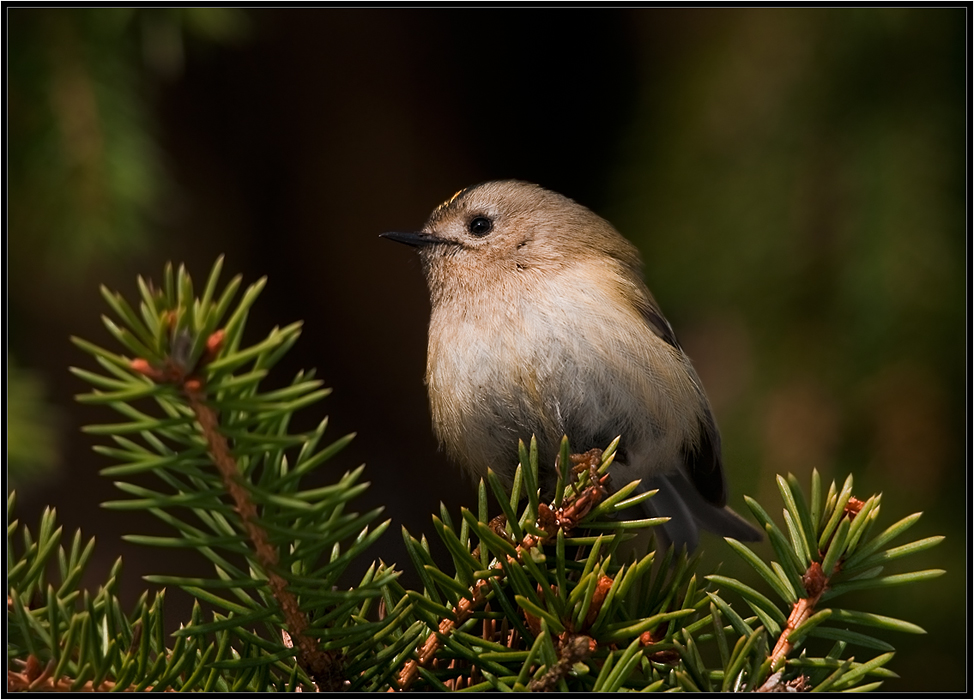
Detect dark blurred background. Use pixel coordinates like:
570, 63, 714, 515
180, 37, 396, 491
7, 8, 967, 691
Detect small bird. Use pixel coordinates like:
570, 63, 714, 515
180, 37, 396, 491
382, 181, 761, 551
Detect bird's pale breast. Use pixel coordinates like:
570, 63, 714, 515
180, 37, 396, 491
426, 260, 698, 491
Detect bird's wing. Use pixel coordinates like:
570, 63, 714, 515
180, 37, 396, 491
636, 298, 681, 350
681, 412, 726, 507
635, 292, 728, 508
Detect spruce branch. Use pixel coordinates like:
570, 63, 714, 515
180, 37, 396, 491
185, 376, 342, 690
64, 257, 393, 691
8, 257, 947, 692
395, 445, 612, 690
6, 495, 212, 692
719, 469, 945, 692
100, 262, 344, 689
395, 437, 683, 692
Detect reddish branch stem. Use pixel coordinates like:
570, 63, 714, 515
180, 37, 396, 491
765, 497, 864, 680
768, 561, 828, 668
184, 384, 343, 691
132, 329, 343, 691
395, 450, 610, 691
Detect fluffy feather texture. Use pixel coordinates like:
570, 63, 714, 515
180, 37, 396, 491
385, 180, 761, 550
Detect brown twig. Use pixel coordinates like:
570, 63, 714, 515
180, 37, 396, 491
528, 633, 597, 692
7, 655, 173, 693
756, 671, 810, 693
395, 452, 611, 691
130, 330, 344, 691
396, 576, 493, 690
7, 670, 168, 693
765, 496, 864, 677
184, 383, 343, 691
768, 561, 828, 669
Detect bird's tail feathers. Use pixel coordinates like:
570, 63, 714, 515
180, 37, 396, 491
638, 472, 762, 554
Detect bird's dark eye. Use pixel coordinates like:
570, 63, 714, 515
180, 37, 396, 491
468, 216, 493, 236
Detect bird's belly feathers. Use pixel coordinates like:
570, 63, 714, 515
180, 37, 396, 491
426, 273, 696, 490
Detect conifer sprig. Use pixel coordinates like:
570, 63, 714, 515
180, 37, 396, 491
394, 438, 707, 692
66, 257, 393, 690
6, 258, 944, 692
716, 471, 945, 692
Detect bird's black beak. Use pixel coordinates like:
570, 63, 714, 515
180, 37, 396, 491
379, 231, 443, 247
